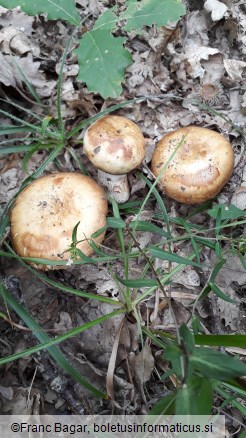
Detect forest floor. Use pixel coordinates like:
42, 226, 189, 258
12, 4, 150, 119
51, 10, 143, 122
0, 0, 245, 435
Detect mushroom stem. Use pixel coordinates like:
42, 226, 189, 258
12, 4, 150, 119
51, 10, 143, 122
97, 170, 130, 204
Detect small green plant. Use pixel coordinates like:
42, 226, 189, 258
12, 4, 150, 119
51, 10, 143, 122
0, 0, 186, 97
1, 195, 246, 417
1, 162, 246, 394
0, 75, 245, 420
0, 1, 245, 425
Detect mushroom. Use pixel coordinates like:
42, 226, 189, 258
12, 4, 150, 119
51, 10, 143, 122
151, 126, 234, 204
83, 115, 145, 203
10, 172, 108, 270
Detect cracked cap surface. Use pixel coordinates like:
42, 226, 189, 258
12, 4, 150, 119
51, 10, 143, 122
10, 172, 108, 270
83, 115, 145, 174
151, 126, 234, 204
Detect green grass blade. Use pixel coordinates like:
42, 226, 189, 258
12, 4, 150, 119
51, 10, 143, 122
66, 147, 90, 175
0, 283, 112, 398
148, 393, 176, 415
128, 220, 168, 237
0, 249, 122, 307
57, 29, 77, 135
139, 172, 171, 237
11, 57, 45, 107
195, 334, 246, 348
210, 282, 239, 304
0, 125, 35, 135
66, 96, 146, 139
0, 144, 37, 155
107, 217, 126, 229
0, 98, 43, 122
0, 109, 43, 133
191, 347, 246, 380
149, 246, 201, 268
117, 277, 159, 287
216, 384, 246, 417
177, 217, 200, 264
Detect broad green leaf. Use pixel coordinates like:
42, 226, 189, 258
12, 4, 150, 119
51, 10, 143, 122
188, 376, 213, 415
0, 0, 80, 25
149, 247, 201, 268
107, 217, 126, 229
75, 0, 185, 98
208, 203, 246, 221
191, 347, 246, 381
93, 7, 117, 32
71, 221, 80, 243
195, 334, 246, 348
75, 30, 132, 98
91, 226, 108, 238
120, 0, 186, 32
192, 316, 201, 335
164, 342, 183, 376
129, 220, 168, 237
175, 385, 194, 415
72, 248, 97, 264
148, 393, 176, 415
180, 324, 195, 354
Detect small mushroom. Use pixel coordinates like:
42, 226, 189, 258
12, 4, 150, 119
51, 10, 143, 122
151, 126, 234, 204
10, 172, 108, 270
83, 115, 145, 203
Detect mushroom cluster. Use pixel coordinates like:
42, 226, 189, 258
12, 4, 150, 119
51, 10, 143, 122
151, 126, 234, 204
10, 123, 235, 271
83, 115, 145, 203
10, 172, 108, 270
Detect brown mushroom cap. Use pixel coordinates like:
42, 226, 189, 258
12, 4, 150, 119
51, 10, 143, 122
151, 126, 234, 204
83, 115, 145, 174
10, 173, 108, 270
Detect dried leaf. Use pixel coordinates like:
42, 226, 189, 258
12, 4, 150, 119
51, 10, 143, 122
130, 344, 154, 384
204, 0, 228, 21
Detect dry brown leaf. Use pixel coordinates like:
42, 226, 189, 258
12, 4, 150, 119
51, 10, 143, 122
129, 344, 155, 385
106, 317, 125, 402
15, 54, 56, 98
213, 254, 246, 331
0, 169, 20, 203
231, 187, 246, 210
0, 385, 13, 400
53, 311, 73, 334
2, 387, 43, 414
204, 0, 228, 21
0, 52, 17, 87
223, 59, 246, 82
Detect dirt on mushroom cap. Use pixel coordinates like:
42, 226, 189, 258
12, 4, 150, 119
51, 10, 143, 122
10, 172, 108, 269
151, 126, 234, 204
83, 115, 145, 175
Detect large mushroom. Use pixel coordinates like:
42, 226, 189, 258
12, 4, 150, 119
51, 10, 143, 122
10, 172, 108, 270
151, 126, 234, 204
83, 115, 145, 203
